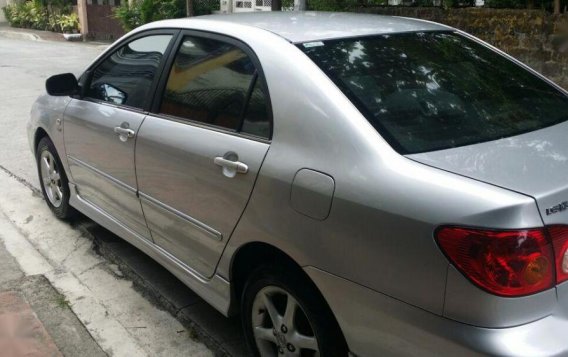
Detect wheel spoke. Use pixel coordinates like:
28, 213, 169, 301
291, 332, 318, 351
39, 151, 64, 208
254, 326, 277, 343
41, 157, 51, 176
283, 295, 297, 330
55, 185, 63, 201
262, 292, 281, 327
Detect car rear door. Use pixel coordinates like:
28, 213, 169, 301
64, 30, 177, 240
135, 32, 272, 278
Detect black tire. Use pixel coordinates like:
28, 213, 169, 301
36, 136, 76, 220
242, 264, 348, 357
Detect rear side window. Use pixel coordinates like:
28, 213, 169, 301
160, 35, 271, 138
87, 35, 172, 110
300, 32, 568, 154
241, 76, 270, 138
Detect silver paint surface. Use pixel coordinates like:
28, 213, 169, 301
135, 115, 269, 278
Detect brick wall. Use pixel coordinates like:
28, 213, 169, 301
358, 7, 568, 88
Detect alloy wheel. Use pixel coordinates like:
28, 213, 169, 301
252, 286, 319, 357
40, 150, 63, 208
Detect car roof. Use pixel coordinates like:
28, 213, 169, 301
169, 12, 452, 43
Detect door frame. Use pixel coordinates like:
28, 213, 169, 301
77, 28, 182, 114
147, 28, 274, 142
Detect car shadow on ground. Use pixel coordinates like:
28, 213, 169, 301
70, 214, 249, 357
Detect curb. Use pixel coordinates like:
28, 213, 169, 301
0, 28, 110, 48
74, 220, 248, 357
0, 30, 40, 41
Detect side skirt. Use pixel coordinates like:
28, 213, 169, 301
68, 182, 232, 316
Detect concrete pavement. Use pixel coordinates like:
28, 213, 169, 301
0, 167, 213, 356
0, 275, 107, 357
0, 188, 105, 357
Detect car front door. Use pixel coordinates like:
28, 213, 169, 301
64, 31, 177, 240
135, 33, 272, 278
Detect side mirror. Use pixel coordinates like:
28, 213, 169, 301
45, 73, 79, 96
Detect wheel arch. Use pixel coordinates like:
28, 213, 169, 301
230, 242, 298, 312
229, 241, 350, 353
33, 127, 50, 154
228, 241, 349, 346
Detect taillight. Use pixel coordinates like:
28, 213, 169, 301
547, 225, 568, 284
436, 226, 554, 297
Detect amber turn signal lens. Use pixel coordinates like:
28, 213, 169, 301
523, 255, 550, 285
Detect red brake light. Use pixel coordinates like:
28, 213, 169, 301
436, 226, 554, 297
547, 225, 568, 284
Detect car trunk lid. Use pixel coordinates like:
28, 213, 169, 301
408, 121, 568, 225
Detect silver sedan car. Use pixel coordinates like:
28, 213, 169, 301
28, 11, 568, 356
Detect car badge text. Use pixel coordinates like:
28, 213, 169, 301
546, 201, 568, 215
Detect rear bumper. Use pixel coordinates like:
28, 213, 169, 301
305, 266, 568, 357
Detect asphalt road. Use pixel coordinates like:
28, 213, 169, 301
0, 37, 104, 188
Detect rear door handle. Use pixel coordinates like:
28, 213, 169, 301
214, 157, 248, 178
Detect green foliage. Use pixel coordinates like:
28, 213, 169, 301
57, 12, 79, 32
3, 1, 46, 29
281, 0, 294, 8
114, 0, 188, 32
307, 0, 387, 10
303, 0, 561, 8
194, 0, 220, 15
484, 0, 527, 7
2, 0, 76, 32
113, 2, 142, 31
307, 0, 359, 10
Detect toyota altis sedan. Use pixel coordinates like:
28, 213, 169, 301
28, 11, 568, 356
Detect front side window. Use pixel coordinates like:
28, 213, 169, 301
300, 32, 568, 154
160, 35, 270, 137
87, 34, 172, 110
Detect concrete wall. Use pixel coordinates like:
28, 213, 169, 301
358, 7, 568, 88
0, 0, 8, 23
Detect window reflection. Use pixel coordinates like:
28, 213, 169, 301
160, 36, 256, 131
88, 35, 172, 110
241, 77, 270, 138
301, 32, 568, 154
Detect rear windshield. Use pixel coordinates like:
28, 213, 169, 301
300, 32, 568, 154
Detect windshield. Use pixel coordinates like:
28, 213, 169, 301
300, 32, 568, 154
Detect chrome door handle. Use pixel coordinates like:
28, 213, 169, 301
214, 157, 248, 177
114, 126, 135, 142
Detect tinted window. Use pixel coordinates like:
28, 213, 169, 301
88, 35, 172, 110
241, 76, 270, 138
300, 32, 568, 154
160, 36, 256, 131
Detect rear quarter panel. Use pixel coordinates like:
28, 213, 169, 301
211, 29, 545, 318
